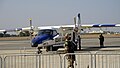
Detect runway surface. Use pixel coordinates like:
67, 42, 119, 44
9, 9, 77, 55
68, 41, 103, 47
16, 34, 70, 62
0, 38, 120, 50
0, 38, 120, 68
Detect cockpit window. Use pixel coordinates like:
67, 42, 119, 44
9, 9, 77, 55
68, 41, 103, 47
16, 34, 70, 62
53, 30, 58, 36
38, 29, 53, 36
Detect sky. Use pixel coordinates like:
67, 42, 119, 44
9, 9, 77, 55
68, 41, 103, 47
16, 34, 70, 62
0, 0, 120, 31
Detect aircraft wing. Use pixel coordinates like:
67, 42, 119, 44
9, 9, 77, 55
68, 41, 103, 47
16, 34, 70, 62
0, 24, 120, 33
83, 24, 120, 27
37, 24, 120, 29
38, 25, 61, 30
64, 24, 120, 27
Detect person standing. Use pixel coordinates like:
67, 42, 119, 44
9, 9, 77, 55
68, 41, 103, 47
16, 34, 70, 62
99, 34, 104, 47
64, 33, 76, 68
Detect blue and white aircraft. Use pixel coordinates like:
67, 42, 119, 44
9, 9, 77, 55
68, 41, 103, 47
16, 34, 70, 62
0, 23, 120, 51
32, 24, 120, 51
31, 29, 58, 45
0, 14, 120, 51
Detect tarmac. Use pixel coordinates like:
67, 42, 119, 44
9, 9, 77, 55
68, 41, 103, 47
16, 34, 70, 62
0, 37, 120, 68
0, 37, 120, 54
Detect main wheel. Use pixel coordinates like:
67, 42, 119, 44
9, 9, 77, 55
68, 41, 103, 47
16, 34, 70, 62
46, 46, 58, 51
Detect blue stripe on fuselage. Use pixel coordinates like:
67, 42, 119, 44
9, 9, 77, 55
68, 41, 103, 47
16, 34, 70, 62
100, 24, 116, 27
92, 24, 116, 27
93, 24, 100, 27
17, 28, 22, 31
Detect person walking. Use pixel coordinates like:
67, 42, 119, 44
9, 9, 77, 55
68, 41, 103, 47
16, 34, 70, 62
64, 33, 76, 68
99, 34, 104, 47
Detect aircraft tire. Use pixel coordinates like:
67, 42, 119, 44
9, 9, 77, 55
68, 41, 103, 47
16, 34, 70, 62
31, 43, 38, 47
46, 46, 58, 51
52, 47, 58, 51
46, 46, 52, 51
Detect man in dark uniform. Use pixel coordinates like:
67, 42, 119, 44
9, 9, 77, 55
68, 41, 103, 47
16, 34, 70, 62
64, 33, 76, 68
72, 27, 78, 51
99, 34, 104, 47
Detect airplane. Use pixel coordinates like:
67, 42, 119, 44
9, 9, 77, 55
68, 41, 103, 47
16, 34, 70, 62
31, 28, 65, 52
0, 13, 120, 52
30, 23, 120, 52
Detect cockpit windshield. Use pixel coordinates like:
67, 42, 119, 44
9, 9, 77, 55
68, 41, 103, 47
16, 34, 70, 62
38, 29, 52, 36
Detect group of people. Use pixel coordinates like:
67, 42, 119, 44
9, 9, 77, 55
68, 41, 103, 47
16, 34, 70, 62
64, 33, 104, 68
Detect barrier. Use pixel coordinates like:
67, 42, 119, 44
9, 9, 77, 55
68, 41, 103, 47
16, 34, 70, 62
95, 51, 120, 68
0, 56, 2, 68
4, 53, 62, 68
3, 52, 92, 68
63, 52, 92, 68
2, 51, 120, 68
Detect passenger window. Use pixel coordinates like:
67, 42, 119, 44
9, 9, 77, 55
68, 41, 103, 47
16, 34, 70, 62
53, 30, 57, 36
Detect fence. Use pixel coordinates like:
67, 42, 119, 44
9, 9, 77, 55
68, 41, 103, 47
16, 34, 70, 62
63, 52, 92, 68
0, 56, 2, 68
95, 51, 120, 68
0, 51, 120, 68
4, 53, 62, 68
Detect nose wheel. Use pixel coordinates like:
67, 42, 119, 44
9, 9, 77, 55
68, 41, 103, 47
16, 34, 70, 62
37, 50, 42, 54
37, 47, 42, 54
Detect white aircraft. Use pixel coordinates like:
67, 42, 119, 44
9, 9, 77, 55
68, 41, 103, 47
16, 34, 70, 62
0, 13, 120, 52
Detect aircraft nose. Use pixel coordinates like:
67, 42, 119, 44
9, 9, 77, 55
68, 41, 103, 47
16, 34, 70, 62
31, 36, 40, 47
